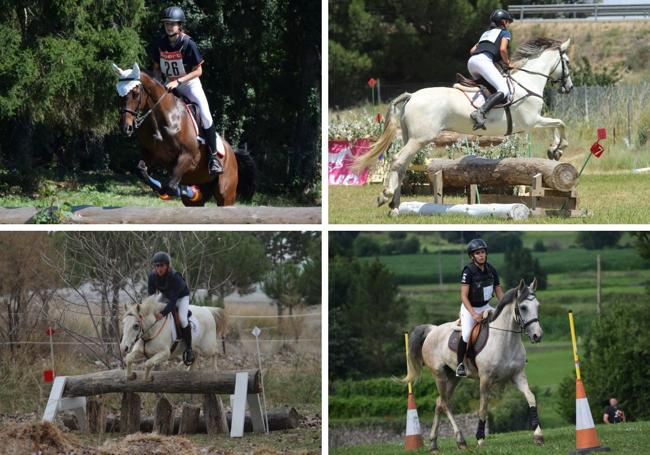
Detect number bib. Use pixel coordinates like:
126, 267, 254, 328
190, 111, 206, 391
160, 50, 186, 80
478, 29, 501, 44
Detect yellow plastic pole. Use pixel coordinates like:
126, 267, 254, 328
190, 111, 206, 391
568, 310, 581, 380
404, 333, 412, 395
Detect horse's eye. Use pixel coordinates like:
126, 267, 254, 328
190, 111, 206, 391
520, 306, 528, 312
133, 324, 140, 330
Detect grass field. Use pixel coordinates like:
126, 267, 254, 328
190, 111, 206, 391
331, 420, 649, 454
329, 173, 650, 224
0, 175, 315, 209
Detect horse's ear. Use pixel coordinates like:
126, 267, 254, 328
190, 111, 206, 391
135, 303, 141, 314
111, 63, 124, 77
132, 63, 140, 79
123, 302, 129, 313
561, 39, 571, 52
517, 279, 526, 295
530, 277, 538, 292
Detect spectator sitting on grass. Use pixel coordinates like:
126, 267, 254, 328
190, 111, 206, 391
603, 397, 626, 424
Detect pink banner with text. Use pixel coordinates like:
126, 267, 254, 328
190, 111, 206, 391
328, 139, 372, 185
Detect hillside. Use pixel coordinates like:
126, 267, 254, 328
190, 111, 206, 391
511, 20, 650, 82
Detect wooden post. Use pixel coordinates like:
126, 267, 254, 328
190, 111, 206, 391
468, 184, 478, 204
86, 398, 104, 434
120, 392, 141, 434
432, 170, 443, 204
596, 254, 602, 315
179, 403, 201, 434
154, 396, 174, 435
203, 394, 229, 434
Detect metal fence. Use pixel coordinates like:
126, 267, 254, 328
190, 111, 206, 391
509, 3, 650, 21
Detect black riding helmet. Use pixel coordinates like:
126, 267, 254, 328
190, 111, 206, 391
467, 239, 488, 257
490, 9, 514, 26
161, 6, 186, 23
152, 251, 171, 266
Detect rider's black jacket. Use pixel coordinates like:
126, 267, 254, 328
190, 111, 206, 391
148, 268, 190, 316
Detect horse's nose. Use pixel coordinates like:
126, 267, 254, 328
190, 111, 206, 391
125, 123, 134, 136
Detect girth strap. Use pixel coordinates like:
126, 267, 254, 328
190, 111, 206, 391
505, 106, 512, 136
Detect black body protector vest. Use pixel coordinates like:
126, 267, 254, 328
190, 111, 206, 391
473, 28, 508, 63
466, 262, 496, 307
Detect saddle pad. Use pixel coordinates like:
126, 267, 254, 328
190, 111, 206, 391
183, 103, 226, 158
448, 320, 490, 357
169, 313, 200, 343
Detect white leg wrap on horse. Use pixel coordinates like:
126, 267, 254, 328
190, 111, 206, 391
175, 79, 213, 129
177, 295, 190, 328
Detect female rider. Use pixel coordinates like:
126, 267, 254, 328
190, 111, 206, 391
467, 9, 515, 130
149, 6, 222, 175
457, 239, 504, 377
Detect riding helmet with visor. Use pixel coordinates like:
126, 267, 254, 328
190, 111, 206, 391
161, 6, 186, 23
467, 239, 488, 257
490, 9, 514, 25
152, 251, 171, 266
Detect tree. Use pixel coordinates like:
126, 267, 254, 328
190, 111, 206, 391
329, 256, 408, 378
576, 232, 623, 250
502, 245, 547, 290
262, 262, 303, 318
353, 234, 381, 257
0, 233, 58, 359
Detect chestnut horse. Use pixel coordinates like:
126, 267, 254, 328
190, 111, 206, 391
112, 63, 255, 206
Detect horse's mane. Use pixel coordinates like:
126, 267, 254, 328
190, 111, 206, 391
490, 285, 530, 322
124, 294, 164, 317
512, 37, 563, 69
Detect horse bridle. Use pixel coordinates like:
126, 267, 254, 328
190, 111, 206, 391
490, 295, 540, 334
119, 77, 169, 129
508, 49, 570, 102
125, 313, 166, 358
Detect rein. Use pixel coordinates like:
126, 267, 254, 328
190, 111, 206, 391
489, 298, 539, 335
132, 314, 168, 358
506, 49, 569, 103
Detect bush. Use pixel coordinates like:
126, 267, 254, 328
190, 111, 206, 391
576, 232, 623, 250
533, 239, 546, 252
353, 234, 381, 257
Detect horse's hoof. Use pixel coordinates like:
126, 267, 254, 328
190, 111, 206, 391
553, 149, 563, 160
377, 194, 388, 207
430, 440, 438, 452
127, 372, 137, 381
457, 441, 468, 450
477, 438, 485, 447
533, 435, 544, 445
389, 208, 399, 217
547, 149, 554, 160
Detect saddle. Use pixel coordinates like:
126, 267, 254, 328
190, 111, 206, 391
448, 310, 490, 358
454, 73, 496, 99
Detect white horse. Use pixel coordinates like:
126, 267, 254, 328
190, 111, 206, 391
120, 294, 228, 381
352, 38, 573, 216
403, 279, 544, 451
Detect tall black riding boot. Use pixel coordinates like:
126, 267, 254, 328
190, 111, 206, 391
470, 91, 506, 130
204, 124, 223, 175
456, 338, 468, 377
182, 325, 194, 366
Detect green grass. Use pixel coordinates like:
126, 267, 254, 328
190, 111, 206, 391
0, 176, 314, 209
331, 420, 650, 454
329, 173, 650, 224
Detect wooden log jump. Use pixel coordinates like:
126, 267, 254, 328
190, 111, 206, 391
44, 369, 267, 438
62, 369, 261, 396
0, 206, 321, 224
427, 156, 578, 192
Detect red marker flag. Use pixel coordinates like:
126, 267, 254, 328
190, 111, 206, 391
597, 128, 607, 140
590, 142, 605, 158
375, 112, 383, 123
368, 78, 377, 88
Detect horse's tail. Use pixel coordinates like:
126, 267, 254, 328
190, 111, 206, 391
208, 307, 228, 338
400, 324, 434, 385
235, 148, 257, 202
350, 92, 411, 173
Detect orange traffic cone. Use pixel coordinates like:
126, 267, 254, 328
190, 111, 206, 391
570, 378, 610, 454
404, 392, 423, 450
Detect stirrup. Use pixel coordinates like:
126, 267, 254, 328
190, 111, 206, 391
209, 155, 223, 175
470, 110, 487, 130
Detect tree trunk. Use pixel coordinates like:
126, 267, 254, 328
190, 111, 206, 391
427, 156, 578, 191
120, 392, 141, 434
62, 369, 261, 396
86, 398, 105, 434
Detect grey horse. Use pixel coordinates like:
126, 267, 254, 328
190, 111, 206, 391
402, 279, 544, 451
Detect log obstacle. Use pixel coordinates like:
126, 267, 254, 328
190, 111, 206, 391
427, 156, 578, 191
0, 206, 322, 224
398, 201, 530, 220
43, 369, 267, 438
426, 157, 581, 217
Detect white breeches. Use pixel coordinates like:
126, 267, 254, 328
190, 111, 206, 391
468, 53, 510, 96
175, 78, 213, 129
177, 295, 190, 328
460, 303, 493, 342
